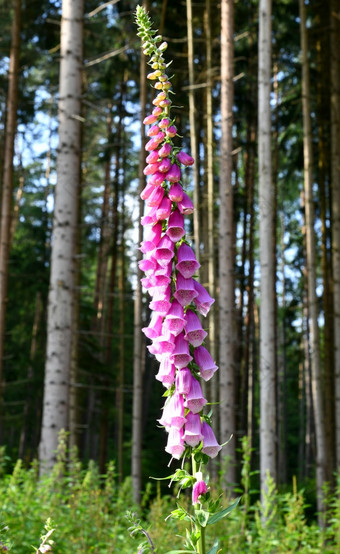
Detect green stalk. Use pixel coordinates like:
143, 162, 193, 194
192, 454, 206, 554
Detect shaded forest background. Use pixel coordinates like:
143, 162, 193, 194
0, 0, 340, 515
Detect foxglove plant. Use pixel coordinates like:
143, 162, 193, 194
134, 7, 239, 554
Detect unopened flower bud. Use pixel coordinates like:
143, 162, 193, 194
166, 125, 177, 137
143, 114, 157, 125
159, 41, 168, 52
176, 151, 195, 166
160, 98, 171, 107
152, 106, 163, 117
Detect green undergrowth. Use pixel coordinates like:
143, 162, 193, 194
1, 438, 340, 553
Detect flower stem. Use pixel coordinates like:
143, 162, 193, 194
192, 454, 206, 554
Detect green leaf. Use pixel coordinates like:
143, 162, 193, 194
207, 541, 220, 554
166, 551, 196, 554
207, 497, 241, 525
195, 508, 210, 528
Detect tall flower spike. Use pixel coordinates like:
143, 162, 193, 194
135, 12, 223, 542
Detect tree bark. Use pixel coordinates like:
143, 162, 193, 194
219, 0, 236, 487
39, 0, 84, 472
299, 0, 327, 517
330, 0, 340, 470
258, 0, 277, 496
0, 0, 21, 427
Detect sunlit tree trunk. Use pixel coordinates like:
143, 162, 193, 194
219, 0, 236, 487
258, 0, 277, 496
39, 0, 84, 471
299, 0, 327, 516
0, 0, 21, 426
331, 0, 340, 470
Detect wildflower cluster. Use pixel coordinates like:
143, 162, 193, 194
136, 6, 221, 507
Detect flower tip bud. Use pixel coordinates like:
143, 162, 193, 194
159, 41, 168, 52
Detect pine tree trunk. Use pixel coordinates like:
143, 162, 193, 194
0, 0, 21, 426
330, 0, 340, 470
219, 0, 236, 487
299, 0, 327, 516
258, 0, 277, 495
39, 0, 84, 472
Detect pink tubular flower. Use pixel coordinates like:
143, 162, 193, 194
166, 125, 177, 137
143, 114, 157, 125
174, 274, 198, 307
159, 392, 186, 430
162, 299, 186, 336
142, 312, 163, 339
147, 124, 160, 137
193, 281, 215, 316
140, 222, 162, 252
145, 137, 162, 151
201, 421, 222, 458
192, 479, 208, 504
194, 346, 218, 381
184, 309, 207, 347
138, 257, 157, 274
167, 209, 185, 242
146, 150, 160, 164
149, 328, 175, 356
140, 181, 157, 201
154, 235, 175, 267
152, 106, 163, 116
158, 157, 172, 173
143, 162, 161, 175
168, 183, 184, 202
184, 377, 207, 414
165, 427, 185, 459
166, 163, 181, 183
141, 205, 158, 226
156, 196, 172, 220
159, 142, 172, 158
177, 151, 195, 166
171, 333, 193, 369
148, 171, 166, 187
178, 191, 194, 215
176, 243, 200, 279
155, 356, 176, 388
183, 412, 203, 447
145, 185, 164, 208
149, 285, 171, 314
175, 367, 192, 395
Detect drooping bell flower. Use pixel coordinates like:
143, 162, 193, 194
156, 196, 172, 220
167, 209, 185, 242
159, 392, 186, 430
151, 262, 172, 288
159, 142, 172, 158
184, 309, 207, 347
140, 181, 157, 201
194, 345, 218, 381
149, 285, 171, 314
145, 184, 164, 208
148, 328, 175, 356
147, 124, 160, 137
158, 157, 172, 173
178, 191, 194, 215
143, 114, 157, 125
154, 235, 175, 267
155, 356, 176, 388
166, 163, 181, 183
183, 412, 203, 447
148, 171, 166, 187
184, 377, 207, 414
146, 149, 160, 164
176, 243, 200, 279
143, 162, 161, 176
174, 274, 198, 307
142, 312, 163, 340
192, 474, 208, 504
171, 332, 193, 369
166, 125, 177, 137
162, 299, 186, 336
165, 427, 185, 460
140, 221, 162, 253
177, 150, 195, 166
168, 183, 184, 202
193, 281, 215, 317
201, 421, 222, 458
138, 256, 157, 274
175, 367, 192, 395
